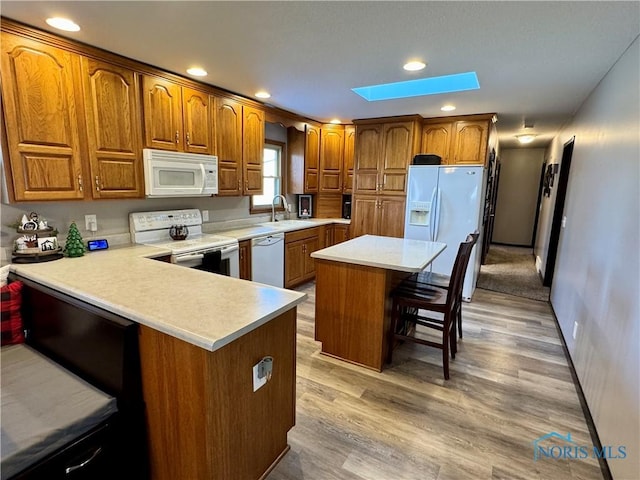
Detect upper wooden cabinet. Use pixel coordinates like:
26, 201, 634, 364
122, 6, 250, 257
319, 124, 344, 193
342, 125, 355, 194
242, 104, 265, 195
215, 96, 243, 195
1, 32, 86, 201
81, 57, 144, 198
354, 117, 421, 196
142, 75, 213, 155
421, 114, 495, 165
287, 124, 320, 194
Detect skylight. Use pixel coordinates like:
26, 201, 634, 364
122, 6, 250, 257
352, 72, 480, 101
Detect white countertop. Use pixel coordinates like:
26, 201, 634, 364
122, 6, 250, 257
216, 218, 350, 241
310, 234, 447, 272
9, 244, 306, 352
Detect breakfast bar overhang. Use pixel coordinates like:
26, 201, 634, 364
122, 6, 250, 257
311, 235, 446, 371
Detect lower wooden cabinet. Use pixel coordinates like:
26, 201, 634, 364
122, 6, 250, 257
333, 224, 350, 244
284, 227, 321, 288
351, 195, 405, 238
239, 239, 252, 280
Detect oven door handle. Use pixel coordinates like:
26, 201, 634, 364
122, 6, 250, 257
174, 253, 205, 262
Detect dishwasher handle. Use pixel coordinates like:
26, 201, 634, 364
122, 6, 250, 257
252, 234, 284, 247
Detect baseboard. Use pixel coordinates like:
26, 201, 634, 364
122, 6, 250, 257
548, 302, 613, 480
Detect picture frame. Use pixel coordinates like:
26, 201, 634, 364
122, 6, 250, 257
298, 195, 312, 218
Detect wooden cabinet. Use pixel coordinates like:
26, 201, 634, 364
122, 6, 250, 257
354, 117, 421, 196
351, 195, 405, 238
421, 114, 494, 165
214, 98, 264, 196
1, 32, 86, 201
142, 75, 213, 154
287, 124, 320, 194
81, 57, 144, 198
284, 227, 320, 288
342, 125, 356, 193
323, 224, 334, 247
333, 224, 350, 244
214, 96, 243, 195
239, 239, 252, 280
319, 124, 344, 192
242, 104, 265, 195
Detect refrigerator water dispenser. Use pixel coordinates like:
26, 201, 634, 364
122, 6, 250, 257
408, 201, 431, 226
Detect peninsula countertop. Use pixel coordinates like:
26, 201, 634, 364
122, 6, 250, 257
9, 244, 306, 352
311, 234, 447, 272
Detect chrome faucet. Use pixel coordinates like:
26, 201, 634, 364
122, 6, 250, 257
271, 195, 290, 222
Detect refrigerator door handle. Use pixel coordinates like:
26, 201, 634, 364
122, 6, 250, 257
434, 188, 442, 241
429, 187, 437, 241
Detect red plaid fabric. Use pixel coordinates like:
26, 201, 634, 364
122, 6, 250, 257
1, 280, 25, 345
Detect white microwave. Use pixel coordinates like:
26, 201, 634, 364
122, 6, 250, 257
143, 148, 218, 198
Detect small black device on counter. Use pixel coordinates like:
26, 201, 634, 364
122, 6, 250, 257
87, 239, 109, 251
412, 154, 442, 165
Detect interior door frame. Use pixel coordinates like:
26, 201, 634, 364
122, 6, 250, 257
543, 137, 575, 287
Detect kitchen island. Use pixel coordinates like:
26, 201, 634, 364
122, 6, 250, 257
9, 245, 306, 480
311, 235, 446, 371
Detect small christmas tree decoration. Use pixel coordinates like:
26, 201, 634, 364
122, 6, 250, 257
63, 221, 86, 257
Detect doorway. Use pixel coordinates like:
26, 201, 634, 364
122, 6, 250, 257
543, 137, 575, 287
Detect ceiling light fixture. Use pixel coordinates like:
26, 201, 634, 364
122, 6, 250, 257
403, 61, 426, 72
329, 119, 341, 124
186, 67, 207, 77
516, 134, 537, 144
45, 17, 80, 32
255, 91, 271, 99
441, 105, 456, 112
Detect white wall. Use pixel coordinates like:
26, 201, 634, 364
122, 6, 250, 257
539, 36, 639, 479
493, 148, 546, 245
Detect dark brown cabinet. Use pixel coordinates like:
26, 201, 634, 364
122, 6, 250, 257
287, 124, 320, 194
284, 227, 321, 288
319, 124, 344, 192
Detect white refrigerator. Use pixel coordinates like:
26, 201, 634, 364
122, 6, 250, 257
404, 165, 485, 301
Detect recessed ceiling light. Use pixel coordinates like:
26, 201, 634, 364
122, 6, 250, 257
46, 17, 80, 32
516, 134, 537, 144
441, 105, 456, 112
403, 61, 426, 72
352, 72, 480, 102
329, 119, 341, 124
187, 67, 207, 77
255, 91, 271, 99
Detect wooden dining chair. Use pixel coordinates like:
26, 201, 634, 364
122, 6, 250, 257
401, 231, 479, 340
386, 235, 476, 380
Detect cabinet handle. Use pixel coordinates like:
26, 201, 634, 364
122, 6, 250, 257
238, 179, 242, 190
303, 245, 306, 253
175, 131, 180, 144
95, 175, 101, 192
186, 132, 190, 146
78, 174, 83, 192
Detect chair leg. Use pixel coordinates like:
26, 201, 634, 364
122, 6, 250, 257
450, 319, 457, 358
442, 325, 450, 380
458, 295, 463, 339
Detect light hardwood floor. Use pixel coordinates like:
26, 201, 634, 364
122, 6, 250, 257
267, 283, 603, 480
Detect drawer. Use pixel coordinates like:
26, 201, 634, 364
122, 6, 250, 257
285, 226, 320, 243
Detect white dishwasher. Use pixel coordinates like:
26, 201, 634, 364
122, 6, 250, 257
251, 233, 285, 288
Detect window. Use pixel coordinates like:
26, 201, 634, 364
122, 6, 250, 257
251, 141, 284, 211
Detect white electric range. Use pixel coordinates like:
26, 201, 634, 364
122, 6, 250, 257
129, 209, 239, 278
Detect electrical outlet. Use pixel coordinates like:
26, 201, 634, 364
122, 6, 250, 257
85, 214, 97, 232
572, 321, 579, 340
202, 210, 209, 222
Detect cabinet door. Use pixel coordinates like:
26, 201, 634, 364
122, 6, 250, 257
304, 124, 320, 193
343, 125, 355, 193
323, 224, 334, 248
379, 196, 406, 238
422, 122, 452, 164
381, 122, 414, 195
81, 57, 143, 199
303, 236, 320, 279
142, 75, 182, 151
215, 96, 243, 195
354, 124, 382, 194
242, 105, 264, 195
284, 240, 306, 288
1, 33, 85, 200
239, 240, 252, 280
451, 121, 488, 165
351, 196, 379, 238
319, 125, 344, 192
333, 224, 349, 244
182, 87, 212, 155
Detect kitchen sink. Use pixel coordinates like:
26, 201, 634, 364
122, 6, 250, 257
259, 220, 317, 229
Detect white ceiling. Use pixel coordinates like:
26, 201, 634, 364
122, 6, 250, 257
2, 1, 638, 149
